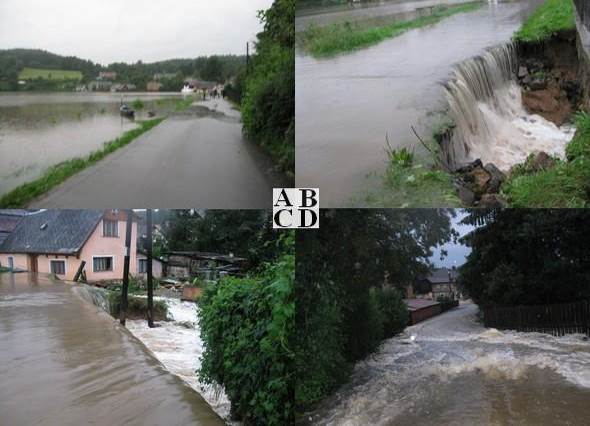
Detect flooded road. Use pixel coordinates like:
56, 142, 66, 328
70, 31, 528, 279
0, 92, 184, 196
28, 97, 286, 208
0, 272, 223, 426
307, 302, 590, 425
296, 0, 544, 206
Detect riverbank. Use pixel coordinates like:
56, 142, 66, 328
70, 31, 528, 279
0, 117, 164, 207
300, 2, 482, 57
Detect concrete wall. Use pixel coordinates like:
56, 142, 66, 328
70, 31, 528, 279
409, 304, 442, 325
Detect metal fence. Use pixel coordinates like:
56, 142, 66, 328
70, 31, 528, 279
483, 300, 590, 337
575, 0, 590, 32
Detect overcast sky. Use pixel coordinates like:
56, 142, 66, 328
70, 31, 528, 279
429, 210, 474, 268
0, 0, 273, 64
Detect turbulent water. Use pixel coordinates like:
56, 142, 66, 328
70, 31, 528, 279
125, 298, 232, 422
443, 43, 574, 171
307, 302, 590, 425
0, 273, 223, 425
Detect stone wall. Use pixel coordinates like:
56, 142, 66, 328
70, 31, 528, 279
575, 0, 590, 107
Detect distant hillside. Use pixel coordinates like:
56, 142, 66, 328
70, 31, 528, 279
0, 48, 246, 91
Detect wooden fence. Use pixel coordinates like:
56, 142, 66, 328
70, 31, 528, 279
483, 300, 590, 337
575, 0, 590, 33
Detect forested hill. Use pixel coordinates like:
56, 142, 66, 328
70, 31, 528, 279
0, 48, 246, 90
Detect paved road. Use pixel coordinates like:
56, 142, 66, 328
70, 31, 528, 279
31, 98, 286, 208
0, 272, 224, 426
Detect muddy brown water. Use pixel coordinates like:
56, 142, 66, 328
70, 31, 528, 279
0, 272, 223, 426
0, 92, 184, 196
305, 302, 590, 425
296, 0, 545, 206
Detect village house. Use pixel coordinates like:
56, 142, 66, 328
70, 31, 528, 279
0, 210, 156, 282
166, 251, 246, 280
414, 267, 460, 300
98, 71, 117, 80
146, 81, 162, 92
0, 210, 27, 246
88, 80, 113, 91
136, 249, 166, 280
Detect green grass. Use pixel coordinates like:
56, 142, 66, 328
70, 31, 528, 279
0, 118, 164, 207
503, 157, 590, 207
301, 2, 483, 57
513, 0, 575, 42
175, 95, 196, 111
18, 67, 83, 81
365, 148, 461, 207
504, 112, 590, 207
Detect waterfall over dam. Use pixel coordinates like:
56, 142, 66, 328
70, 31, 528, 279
442, 43, 574, 171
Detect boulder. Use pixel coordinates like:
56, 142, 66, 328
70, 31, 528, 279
478, 194, 506, 208
455, 159, 483, 174
530, 151, 556, 172
518, 66, 529, 79
484, 163, 506, 194
456, 185, 475, 206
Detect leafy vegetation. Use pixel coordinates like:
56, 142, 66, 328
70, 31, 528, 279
301, 3, 482, 57
513, 0, 575, 42
198, 232, 294, 425
460, 209, 590, 306
0, 118, 164, 207
365, 148, 460, 207
107, 291, 168, 320
504, 113, 590, 207
296, 210, 455, 412
241, 0, 295, 175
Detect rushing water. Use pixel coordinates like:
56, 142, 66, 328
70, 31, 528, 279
0, 272, 223, 425
296, 0, 545, 206
306, 302, 590, 425
0, 92, 184, 196
443, 43, 574, 171
126, 298, 232, 423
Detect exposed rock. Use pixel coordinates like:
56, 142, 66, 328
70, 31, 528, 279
522, 88, 571, 125
457, 185, 475, 206
530, 151, 556, 172
477, 194, 506, 208
518, 66, 529, 78
455, 159, 482, 174
484, 163, 506, 194
529, 77, 548, 91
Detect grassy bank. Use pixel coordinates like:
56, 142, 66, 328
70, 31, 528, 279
503, 113, 590, 207
107, 291, 168, 321
513, 0, 575, 42
0, 118, 164, 207
301, 2, 483, 57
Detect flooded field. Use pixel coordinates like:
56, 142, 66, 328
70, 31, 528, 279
0, 272, 223, 425
306, 302, 590, 425
296, 0, 545, 206
0, 92, 184, 196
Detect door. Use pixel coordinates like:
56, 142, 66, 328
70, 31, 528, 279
29, 255, 38, 273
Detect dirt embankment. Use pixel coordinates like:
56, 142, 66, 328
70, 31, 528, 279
517, 30, 582, 126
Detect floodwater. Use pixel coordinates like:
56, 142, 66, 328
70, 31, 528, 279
296, 0, 545, 206
306, 302, 590, 425
126, 297, 232, 422
0, 92, 183, 196
0, 272, 223, 426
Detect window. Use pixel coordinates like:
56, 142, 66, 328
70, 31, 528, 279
8, 257, 14, 270
103, 219, 119, 237
93, 257, 113, 272
50, 260, 66, 275
138, 259, 148, 273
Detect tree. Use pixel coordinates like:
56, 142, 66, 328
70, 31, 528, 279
295, 209, 455, 411
459, 209, 590, 307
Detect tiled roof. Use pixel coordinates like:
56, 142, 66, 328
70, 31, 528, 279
0, 210, 103, 255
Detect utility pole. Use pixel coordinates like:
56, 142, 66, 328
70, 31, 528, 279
246, 42, 250, 75
119, 210, 133, 326
146, 209, 155, 328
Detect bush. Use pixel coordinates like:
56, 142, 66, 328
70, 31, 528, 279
198, 233, 294, 425
375, 287, 408, 338
107, 292, 168, 321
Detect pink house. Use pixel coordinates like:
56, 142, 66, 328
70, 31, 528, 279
0, 210, 151, 283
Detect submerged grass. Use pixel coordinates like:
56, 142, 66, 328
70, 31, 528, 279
302, 2, 483, 57
513, 0, 575, 42
0, 118, 164, 208
504, 113, 590, 207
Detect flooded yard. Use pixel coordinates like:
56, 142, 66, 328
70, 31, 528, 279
0, 92, 184, 196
